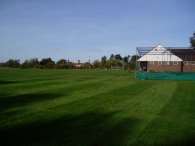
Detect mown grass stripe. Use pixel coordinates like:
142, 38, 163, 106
135, 81, 195, 146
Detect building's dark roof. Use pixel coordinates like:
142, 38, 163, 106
136, 46, 195, 61
169, 49, 195, 61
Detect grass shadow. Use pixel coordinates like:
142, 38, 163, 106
0, 93, 64, 113
0, 110, 138, 146
0, 80, 20, 85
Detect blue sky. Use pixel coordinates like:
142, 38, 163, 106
0, 0, 195, 62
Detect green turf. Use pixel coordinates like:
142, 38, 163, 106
0, 69, 194, 146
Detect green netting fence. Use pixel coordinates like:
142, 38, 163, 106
137, 72, 195, 80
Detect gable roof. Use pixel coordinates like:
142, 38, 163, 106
138, 44, 182, 62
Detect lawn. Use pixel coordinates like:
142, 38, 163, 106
0, 69, 195, 146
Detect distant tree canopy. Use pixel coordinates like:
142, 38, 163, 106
190, 32, 195, 48
6, 59, 20, 68
56, 59, 67, 65
93, 60, 101, 69
22, 58, 40, 68
109, 54, 115, 60
129, 55, 137, 70
115, 54, 122, 61
0, 53, 137, 70
101, 56, 107, 64
92, 54, 136, 70
40, 58, 55, 68
123, 55, 130, 63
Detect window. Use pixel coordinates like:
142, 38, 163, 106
150, 61, 154, 65
184, 61, 188, 65
158, 61, 162, 65
164, 61, 169, 65
173, 61, 178, 65
191, 61, 195, 65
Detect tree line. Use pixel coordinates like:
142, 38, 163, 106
0, 54, 137, 70
93, 54, 137, 70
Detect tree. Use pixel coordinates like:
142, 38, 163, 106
129, 55, 138, 69
110, 59, 122, 67
105, 60, 111, 69
109, 54, 115, 60
5, 59, 20, 68
190, 32, 195, 48
66, 61, 75, 69
22, 58, 39, 68
123, 55, 130, 63
40, 58, 55, 69
101, 56, 107, 64
56, 59, 67, 65
101, 56, 107, 68
56, 59, 67, 69
123, 55, 131, 70
115, 54, 122, 61
93, 60, 101, 69
82, 62, 91, 69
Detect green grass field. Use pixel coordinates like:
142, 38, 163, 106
0, 69, 195, 146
